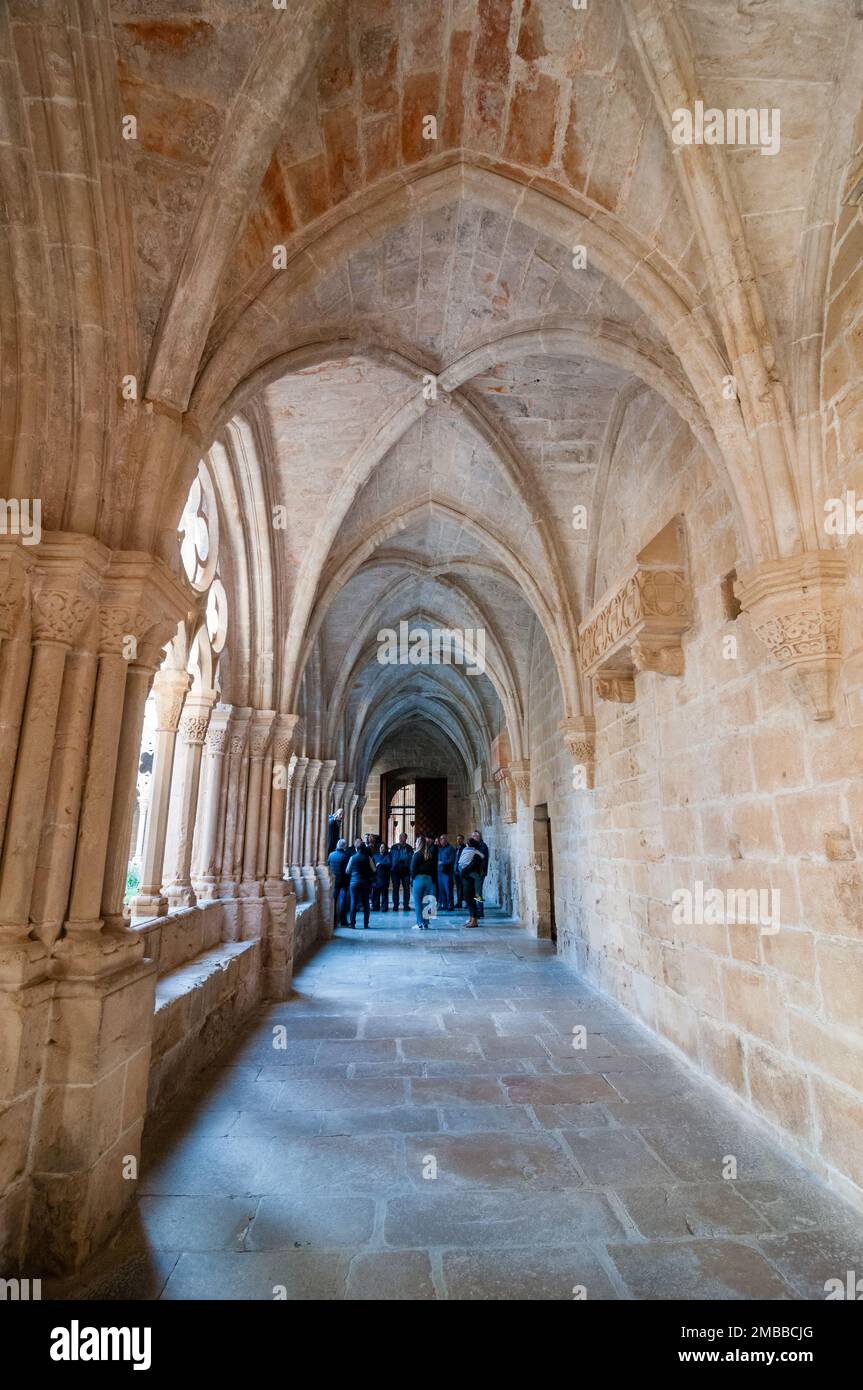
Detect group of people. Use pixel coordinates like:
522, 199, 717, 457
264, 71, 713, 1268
326, 810, 490, 932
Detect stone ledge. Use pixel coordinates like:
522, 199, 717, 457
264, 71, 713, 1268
148, 940, 261, 1118
133, 899, 226, 977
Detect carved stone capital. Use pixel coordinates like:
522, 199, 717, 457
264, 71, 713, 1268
305, 758, 323, 791
98, 604, 152, 656
735, 552, 846, 720
248, 709, 277, 759
31, 544, 103, 646
271, 713, 301, 765
293, 757, 309, 791
179, 692, 216, 745
204, 704, 232, 754
153, 667, 192, 733
559, 715, 596, 789
100, 551, 192, 659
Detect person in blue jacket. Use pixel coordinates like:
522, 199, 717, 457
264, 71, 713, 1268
436, 833, 456, 910
327, 837, 350, 928
389, 833, 412, 911
345, 842, 374, 929
371, 843, 391, 912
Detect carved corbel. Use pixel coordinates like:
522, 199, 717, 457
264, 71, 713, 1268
494, 767, 516, 824
579, 516, 691, 703
559, 715, 596, 789
594, 673, 636, 704
509, 759, 531, 808
735, 552, 846, 720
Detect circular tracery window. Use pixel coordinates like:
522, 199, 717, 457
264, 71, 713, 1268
179, 463, 219, 593
206, 577, 228, 653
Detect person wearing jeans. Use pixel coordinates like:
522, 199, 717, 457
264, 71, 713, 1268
410, 835, 437, 930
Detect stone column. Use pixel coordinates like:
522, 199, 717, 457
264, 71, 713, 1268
240, 709, 276, 896
0, 547, 33, 850
63, 602, 154, 939
256, 751, 273, 879
219, 708, 251, 897
317, 760, 336, 862
342, 782, 356, 841
301, 759, 322, 906
28, 633, 99, 948
133, 768, 151, 867
355, 792, 367, 839
130, 666, 190, 922
263, 715, 300, 1000
283, 754, 296, 876
289, 756, 308, 901
100, 645, 167, 932
0, 548, 100, 939
290, 757, 309, 870
232, 749, 250, 883
191, 704, 232, 899
302, 759, 322, 867
266, 715, 300, 891
163, 689, 217, 909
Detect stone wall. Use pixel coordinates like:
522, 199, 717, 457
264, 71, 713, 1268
513, 394, 863, 1207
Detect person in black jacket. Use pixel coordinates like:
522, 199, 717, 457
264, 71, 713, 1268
458, 837, 486, 928
371, 843, 391, 911
345, 842, 374, 929
326, 806, 344, 856
389, 833, 412, 911
472, 830, 490, 877
327, 838, 350, 928
410, 835, 438, 929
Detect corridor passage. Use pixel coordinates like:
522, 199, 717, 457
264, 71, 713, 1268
55, 913, 863, 1302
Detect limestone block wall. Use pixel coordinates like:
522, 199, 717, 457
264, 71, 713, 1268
512, 394, 863, 1207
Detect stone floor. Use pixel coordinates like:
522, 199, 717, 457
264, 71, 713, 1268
52, 909, 863, 1300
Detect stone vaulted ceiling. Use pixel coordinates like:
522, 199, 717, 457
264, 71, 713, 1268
2, 0, 861, 789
